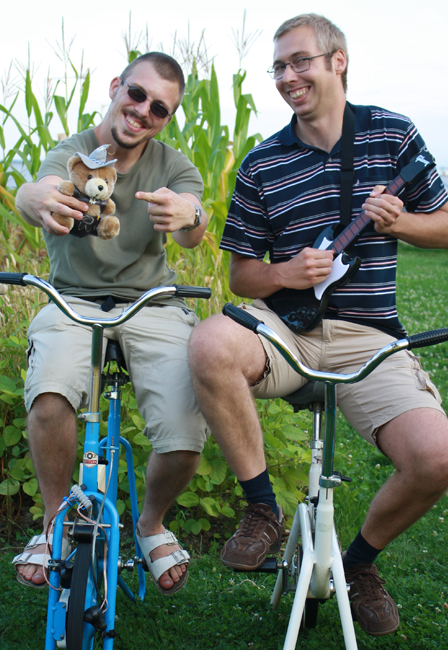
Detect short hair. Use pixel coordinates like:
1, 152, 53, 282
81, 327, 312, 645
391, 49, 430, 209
120, 52, 186, 108
274, 14, 349, 93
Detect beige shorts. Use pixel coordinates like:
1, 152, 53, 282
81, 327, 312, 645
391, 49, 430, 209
242, 300, 445, 447
25, 297, 208, 454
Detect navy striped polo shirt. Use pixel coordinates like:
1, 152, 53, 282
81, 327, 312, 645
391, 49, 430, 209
220, 103, 448, 336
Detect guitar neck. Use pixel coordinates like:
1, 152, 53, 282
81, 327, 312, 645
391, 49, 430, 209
329, 173, 406, 255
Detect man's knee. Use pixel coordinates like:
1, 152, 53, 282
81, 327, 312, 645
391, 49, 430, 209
380, 409, 448, 491
154, 449, 200, 474
189, 315, 228, 369
189, 313, 265, 383
28, 393, 75, 428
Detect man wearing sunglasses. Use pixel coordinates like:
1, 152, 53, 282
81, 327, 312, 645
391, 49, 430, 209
189, 13, 448, 637
14, 52, 208, 596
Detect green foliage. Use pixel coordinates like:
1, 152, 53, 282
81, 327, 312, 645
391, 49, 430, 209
0, 41, 312, 537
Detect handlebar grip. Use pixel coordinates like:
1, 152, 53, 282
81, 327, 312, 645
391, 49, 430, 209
222, 303, 263, 333
174, 285, 211, 299
407, 328, 448, 349
0, 272, 27, 286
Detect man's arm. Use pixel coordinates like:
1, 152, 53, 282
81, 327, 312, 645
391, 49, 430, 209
135, 188, 208, 248
16, 176, 88, 236
229, 248, 334, 299
363, 186, 448, 248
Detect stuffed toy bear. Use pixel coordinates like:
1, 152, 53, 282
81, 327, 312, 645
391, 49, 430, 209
53, 145, 120, 240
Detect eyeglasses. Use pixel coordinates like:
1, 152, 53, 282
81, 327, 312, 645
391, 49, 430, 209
267, 52, 334, 80
122, 81, 173, 119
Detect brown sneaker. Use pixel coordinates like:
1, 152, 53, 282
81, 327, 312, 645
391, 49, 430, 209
220, 503, 284, 570
345, 562, 399, 636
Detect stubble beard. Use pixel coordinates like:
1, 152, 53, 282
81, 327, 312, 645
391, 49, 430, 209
110, 125, 150, 150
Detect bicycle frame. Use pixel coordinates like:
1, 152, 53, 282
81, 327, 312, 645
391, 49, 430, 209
222, 302, 448, 650
46, 326, 142, 650
271, 380, 358, 649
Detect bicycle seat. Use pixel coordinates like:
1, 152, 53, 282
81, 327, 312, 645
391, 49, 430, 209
104, 340, 127, 372
282, 381, 325, 412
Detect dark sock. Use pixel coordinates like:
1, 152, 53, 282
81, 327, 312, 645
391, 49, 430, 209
343, 530, 383, 568
239, 468, 278, 518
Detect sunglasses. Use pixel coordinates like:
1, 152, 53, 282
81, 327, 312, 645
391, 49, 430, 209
122, 81, 173, 119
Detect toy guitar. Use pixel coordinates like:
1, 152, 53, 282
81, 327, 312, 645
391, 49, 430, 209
265, 149, 436, 334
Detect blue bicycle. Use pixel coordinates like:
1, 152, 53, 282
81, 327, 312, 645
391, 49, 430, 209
3, 272, 210, 650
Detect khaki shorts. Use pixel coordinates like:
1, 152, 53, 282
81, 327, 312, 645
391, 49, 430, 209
242, 300, 445, 447
25, 297, 208, 454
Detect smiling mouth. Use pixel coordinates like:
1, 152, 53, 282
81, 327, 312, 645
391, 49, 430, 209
124, 113, 146, 130
289, 88, 309, 100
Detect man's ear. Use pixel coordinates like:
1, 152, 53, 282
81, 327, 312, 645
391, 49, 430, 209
109, 77, 122, 100
333, 49, 348, 77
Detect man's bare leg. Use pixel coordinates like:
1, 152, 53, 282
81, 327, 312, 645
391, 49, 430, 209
17, 393, 77, 585
188, 314, 268, 480
360, 408, 448, 548
137, 449, 200, 590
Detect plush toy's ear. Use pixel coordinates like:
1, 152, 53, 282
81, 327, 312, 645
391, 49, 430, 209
67, 155, 82, 174
109, 167, 117, 183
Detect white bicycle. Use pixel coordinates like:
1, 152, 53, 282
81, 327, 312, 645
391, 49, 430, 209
223, 302, 448, 650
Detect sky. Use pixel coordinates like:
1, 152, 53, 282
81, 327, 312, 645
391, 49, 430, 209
2, 0, 448, 168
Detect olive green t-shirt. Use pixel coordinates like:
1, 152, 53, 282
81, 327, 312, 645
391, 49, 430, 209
37, 129, 203, 303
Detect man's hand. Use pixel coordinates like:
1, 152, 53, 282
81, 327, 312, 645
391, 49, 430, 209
362, 185, 404, 235
135, 187, 197, 232
280, 247, 334, 290
229, 247, 334, 299
16, 178, 88, 236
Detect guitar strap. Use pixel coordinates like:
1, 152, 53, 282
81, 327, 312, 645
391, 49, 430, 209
334, 102, 356, 236
264, 102, 357, 333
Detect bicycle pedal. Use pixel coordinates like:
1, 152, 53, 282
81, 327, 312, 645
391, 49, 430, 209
84, 606, 107, 632
233, 556, 280, 574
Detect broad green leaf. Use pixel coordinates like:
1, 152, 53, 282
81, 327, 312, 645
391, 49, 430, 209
200, 496, 221, 517
53, 95, 69, 136
196, 456, 212, 476
133, 432, 152, 449
209, 457, 227, 485
0, 478, 20, 496
23, 478, 38, 496
276, 490, 300, 516
0, 375, 17, 393
265, 432, 284, 450
282, 424, 308, 441
131, 414, 145, 428
3, 426, 22, 446
191, 520, 202, 535
177, 492, 200, 507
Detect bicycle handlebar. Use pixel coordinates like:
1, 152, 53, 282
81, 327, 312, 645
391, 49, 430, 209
406, 328, 448, 349
222, 303, 448, 385
0, 273, 211, 328
0, 272, 28, 286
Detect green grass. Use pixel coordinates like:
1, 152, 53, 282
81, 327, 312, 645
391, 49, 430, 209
2, 243, 448, 649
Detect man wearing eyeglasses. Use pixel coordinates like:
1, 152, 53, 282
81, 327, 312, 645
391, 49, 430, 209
14, 52, 208, 595
189, 13, 448, 636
